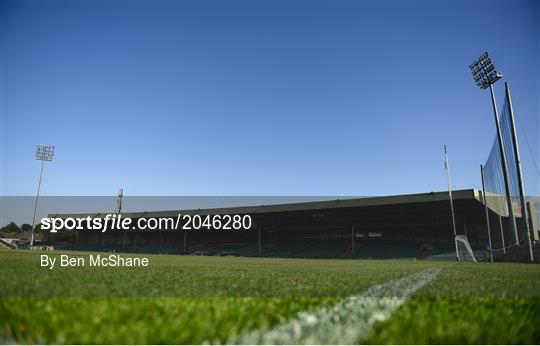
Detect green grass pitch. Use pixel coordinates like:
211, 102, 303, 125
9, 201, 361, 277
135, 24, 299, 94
1, 250, 539, 344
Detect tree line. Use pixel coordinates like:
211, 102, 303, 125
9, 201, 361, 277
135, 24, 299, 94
0, 222, 76, 243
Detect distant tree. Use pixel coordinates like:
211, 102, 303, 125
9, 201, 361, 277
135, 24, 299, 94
21, 224, 33, 232
0, 222, 22, 238
19, 223, 33, 240
1, 222, 20, 232
35, 223, 76, 243
35, 223, 47, 241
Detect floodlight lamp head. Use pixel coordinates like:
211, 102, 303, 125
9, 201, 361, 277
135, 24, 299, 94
469, 52, 502, 89
35, 144, 55, 161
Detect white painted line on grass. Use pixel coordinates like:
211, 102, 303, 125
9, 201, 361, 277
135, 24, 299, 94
233, 267, 442, 345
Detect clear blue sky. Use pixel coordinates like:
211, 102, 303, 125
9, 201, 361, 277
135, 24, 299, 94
1, 0, 538, 197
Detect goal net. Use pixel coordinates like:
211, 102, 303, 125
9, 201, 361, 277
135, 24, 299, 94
455, 235, 477, 262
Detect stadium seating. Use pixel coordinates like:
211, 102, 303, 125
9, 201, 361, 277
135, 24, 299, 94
425, 245, 455, 260
426, 245, 488, 261
66, 237, 488, 260
236, 244, 258, 256
207, 243, 252, 256
294, 240, 348, 258
259, 241, 312, 258
378, 242, 420, 259
346, 241, 387, 259
342, 240, 422, 259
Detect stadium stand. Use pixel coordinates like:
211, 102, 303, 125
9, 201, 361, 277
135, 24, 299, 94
294, 240, 349, 258
378, 241, 420, 259
346, 241, 388, 259
47, 189, 538, 261
259, 241, 311, 258
63, 237, 490, 261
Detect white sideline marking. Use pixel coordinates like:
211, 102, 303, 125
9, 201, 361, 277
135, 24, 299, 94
233, 267, 442, 345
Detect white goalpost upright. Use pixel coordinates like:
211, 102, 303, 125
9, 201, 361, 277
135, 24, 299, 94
444, 145, 459, 261
455, 235, 478, 262
444, 146, 478, 262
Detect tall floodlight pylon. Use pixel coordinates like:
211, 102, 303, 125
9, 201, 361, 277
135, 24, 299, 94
30, 144, 55, 246
469, 52, 519, 246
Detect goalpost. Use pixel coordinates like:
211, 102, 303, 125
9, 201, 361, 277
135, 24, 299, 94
444, 146, 478, 263
455, 235, 477, 262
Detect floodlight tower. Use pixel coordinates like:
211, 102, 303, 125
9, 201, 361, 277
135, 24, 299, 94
118, 188, 130, 251
117, 188, 124, 214
469, 52, 519, 245
30, 144, 55, 246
